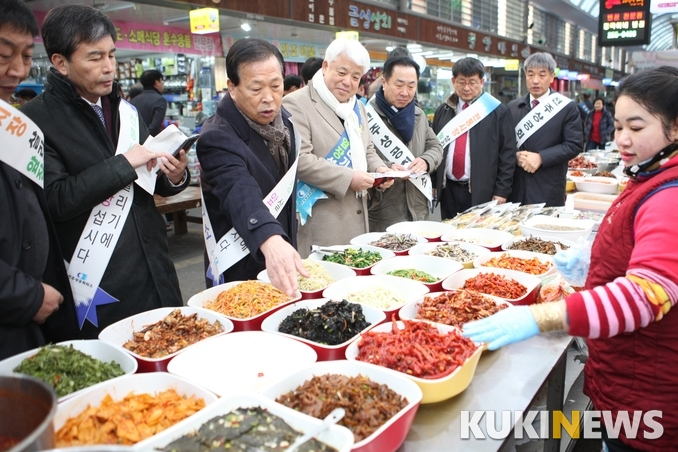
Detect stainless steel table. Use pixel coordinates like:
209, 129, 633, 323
400, 333, 573, 452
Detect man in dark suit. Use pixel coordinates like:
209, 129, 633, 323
130, 69, 167, 136
508, 52, 583, 207
197, 38, 307, 296
432, 57, 516, 220
0, 0, 77, 358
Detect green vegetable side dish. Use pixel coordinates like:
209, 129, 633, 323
387, 268, 438, 283
13, 344, 125, 397
322, 248, 382, 268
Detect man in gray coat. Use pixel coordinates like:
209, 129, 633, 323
367, 56, 442, 232
283, 39, 392, 256
508, 53, 583, 207
130, 69, 167, 136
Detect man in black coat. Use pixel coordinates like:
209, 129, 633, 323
0, 0, 77, 359
198, 38, 306, 296
130, 70, 167, 136
432, 57, 516, 220
22, 5, 189, 339
508, 53, 583, 207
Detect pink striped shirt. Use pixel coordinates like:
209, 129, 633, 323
567, 187, 678, 338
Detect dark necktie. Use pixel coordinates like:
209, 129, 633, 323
452, 102, 469, 180
92, 104, 106, 127
531, 99, 539, 109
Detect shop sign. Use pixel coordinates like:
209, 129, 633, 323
599, 0, 652, 46
294, 0, 337, 26
336, 31, 359, 41
504, 59, 520, 71
32, 11, 223, 57
189, 8, 219, 35
222, 34, 326, 63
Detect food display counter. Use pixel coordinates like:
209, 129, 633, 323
402, 333, 573, 452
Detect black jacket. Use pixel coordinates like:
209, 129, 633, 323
507, 91, 583, 207
432, 94, 516, 205
130, 88, 167, 136
197, 93, 298, 283
0, 162, 78, 359
21, 69, 187, 339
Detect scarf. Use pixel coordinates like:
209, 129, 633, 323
375, 86, 415, 143
624, 141, 678, 181
237, 102, 291, 174
311, 70, 367, 175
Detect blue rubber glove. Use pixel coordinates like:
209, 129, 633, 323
553, 241, 592, 287
462, 306, 540, 350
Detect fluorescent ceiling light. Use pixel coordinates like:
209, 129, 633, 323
435, 52, 456, 59
413, 51, 434, 56
96, 2, 136, 13
241, 23, 252, 31
407, 44, 422, 50
386, 46, 395, 52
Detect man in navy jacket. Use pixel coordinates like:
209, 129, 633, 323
197, 38, 306, 296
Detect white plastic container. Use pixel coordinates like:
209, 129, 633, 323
138, 393, 354, 452
307, 245, 396, 275
520, 215, 594, 241
257, 260, 356, 299
0, 340, 137, 403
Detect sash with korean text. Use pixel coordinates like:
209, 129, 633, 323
203, 125, 301, 286
515, 92, 572, 148
0, 99, 45, 187
296, 102, 362, 226
436, 93, 501, 149
364, 103, 432, 201
67, 100, 139, 329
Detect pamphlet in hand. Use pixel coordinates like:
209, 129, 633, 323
369, 170, 427, 187
134, 125, 198, 194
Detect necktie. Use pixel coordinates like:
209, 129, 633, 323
452, 102, 469, 180
92, 104, 106, 127
531, 99, 539, 109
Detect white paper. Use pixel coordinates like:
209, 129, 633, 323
135, 125, 187, 194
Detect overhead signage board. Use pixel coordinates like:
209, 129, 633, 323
599, 0, 652, 46
190, 8, 219, 34
650, 0, 678, 14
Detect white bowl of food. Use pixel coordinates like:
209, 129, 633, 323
473, 250, 554, 277
260, 298, 386, 361
520, 215, 594, 241
322, 274, 429, 319
575, 176, 619, 194
139, 393, 354, 452
186, 280, 301, 331
440, 228, 514, 251
442, 268, 542, 305
98, 307, 234, 373
308, 244, 395, 275
369, 254, 463, 292
386, 220, 455, 242
166, 331, 318, 398
350, 232, 428, 255
258, 259, 356, 299
408, 241, 490, 269
0, 340, 137, 403
502, 235, 576, 255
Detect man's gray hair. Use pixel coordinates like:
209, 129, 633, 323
523, 52, 556, 73
324, 38, 371, 75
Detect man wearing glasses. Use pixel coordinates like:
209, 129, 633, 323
432, 57, 516, 219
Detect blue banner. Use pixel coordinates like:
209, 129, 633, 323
296, 102, 361, 225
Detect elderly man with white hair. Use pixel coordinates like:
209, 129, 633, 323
508, 52, 583, 206
283, 38, 392, 256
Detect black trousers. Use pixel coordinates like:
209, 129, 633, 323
440, 179, 472, 221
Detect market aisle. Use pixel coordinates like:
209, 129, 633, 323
166, 212, 206, 304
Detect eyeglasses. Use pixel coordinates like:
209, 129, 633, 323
454, 79, 481, 88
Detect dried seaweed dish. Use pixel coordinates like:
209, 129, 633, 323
278, 300, 370, 345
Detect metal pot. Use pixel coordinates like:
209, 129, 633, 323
0, 374, 57, 452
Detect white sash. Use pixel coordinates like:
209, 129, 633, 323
515, 92, 572, 148
203, 123, 301, 281
67, 100, 139, 328
364, 103, 432, 201
0, 99, 45, 188
436, 93, 501, 149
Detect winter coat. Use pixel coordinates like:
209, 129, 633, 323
283, 81, 387, 256
130, 88, 167, 136
508, 91, 583, 206
21, 69, 186, 339
0, 162, 77, 359
367, 100, 443, 232
584, 108, 614, 144
432, 93, 516, 206
197, 93, 298, 283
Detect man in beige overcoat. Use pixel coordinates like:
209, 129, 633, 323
283, 39, 392, 257
366, 56, 443, 232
